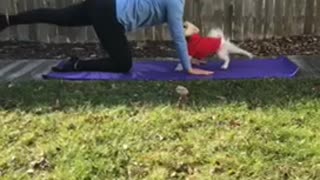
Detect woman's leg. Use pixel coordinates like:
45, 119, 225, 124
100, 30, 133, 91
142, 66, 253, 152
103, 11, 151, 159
54, 0, 132, 73
0, 0, 92, 31
0, 15, 8, 31
74, 17, 132, 72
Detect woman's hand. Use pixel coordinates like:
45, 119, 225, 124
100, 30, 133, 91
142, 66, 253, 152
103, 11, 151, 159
188, 68, 214, 75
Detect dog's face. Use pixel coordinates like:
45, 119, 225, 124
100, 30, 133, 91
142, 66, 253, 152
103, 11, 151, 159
183, 21, 200, 37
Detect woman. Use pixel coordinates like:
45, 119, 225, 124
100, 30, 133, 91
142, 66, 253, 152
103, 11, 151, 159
0, 0, 213, 76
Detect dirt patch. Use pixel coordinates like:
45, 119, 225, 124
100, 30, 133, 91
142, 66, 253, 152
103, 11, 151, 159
0, 35, 319, 59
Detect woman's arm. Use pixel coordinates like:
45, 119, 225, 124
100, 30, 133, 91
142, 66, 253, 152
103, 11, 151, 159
166, 0, 191, 71
166, 0, 213, 75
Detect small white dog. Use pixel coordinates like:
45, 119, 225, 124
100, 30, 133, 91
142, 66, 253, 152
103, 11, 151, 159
176, 21, 254, 71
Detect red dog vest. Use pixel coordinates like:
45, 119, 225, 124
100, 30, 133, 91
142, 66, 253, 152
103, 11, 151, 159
187, 33, 222, 60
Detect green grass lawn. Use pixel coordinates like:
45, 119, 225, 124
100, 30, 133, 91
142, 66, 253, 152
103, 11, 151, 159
0, 79, 320, 179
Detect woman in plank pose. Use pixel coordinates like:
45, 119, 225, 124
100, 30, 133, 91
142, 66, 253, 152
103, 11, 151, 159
0, 0, 213, 76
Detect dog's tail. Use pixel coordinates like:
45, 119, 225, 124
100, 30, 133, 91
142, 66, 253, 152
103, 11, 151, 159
207, 28, 231, 45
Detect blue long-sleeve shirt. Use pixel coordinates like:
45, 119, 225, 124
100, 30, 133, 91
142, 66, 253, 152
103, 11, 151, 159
115, 0, 191, 71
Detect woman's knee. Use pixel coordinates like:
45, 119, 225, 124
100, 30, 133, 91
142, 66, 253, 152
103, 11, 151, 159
115, 57, 132, 72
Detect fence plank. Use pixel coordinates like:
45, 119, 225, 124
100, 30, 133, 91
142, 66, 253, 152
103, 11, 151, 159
253, 0, 263, 39
224, 0, 233, 38
233, 0, 243, 40
14, 0, 28, 41
316, 0, 320, 33
304, 0, 315, 34
243, 0, 255, 39
296, 0, 306, 35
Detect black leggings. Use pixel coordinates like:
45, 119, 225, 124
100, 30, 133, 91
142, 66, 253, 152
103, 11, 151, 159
7, 0, 132, 73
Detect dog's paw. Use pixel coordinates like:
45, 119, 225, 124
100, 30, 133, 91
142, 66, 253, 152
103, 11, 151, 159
221, 64, 229, 70
248, 53, 254, 59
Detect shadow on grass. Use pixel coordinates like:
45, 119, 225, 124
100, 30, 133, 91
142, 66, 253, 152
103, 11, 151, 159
0, 78, 320, 112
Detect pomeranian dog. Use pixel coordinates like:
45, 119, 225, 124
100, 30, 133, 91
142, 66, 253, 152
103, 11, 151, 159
175, 21, 254, 71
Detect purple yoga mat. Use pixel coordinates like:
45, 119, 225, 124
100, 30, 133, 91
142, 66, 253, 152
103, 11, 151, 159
42, 56, 299, 81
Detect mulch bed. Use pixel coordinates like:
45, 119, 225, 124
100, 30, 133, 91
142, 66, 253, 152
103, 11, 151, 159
0, 35, 319, 59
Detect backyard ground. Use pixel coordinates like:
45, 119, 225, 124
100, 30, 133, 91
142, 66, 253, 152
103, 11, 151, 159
0, 35, 319, 59
0, 35, 320, 179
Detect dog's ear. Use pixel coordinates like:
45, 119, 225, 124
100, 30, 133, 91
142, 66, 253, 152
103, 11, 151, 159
195, 26, 200, 34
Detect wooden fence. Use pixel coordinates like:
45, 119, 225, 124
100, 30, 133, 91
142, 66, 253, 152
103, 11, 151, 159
0, 0, 319, 43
